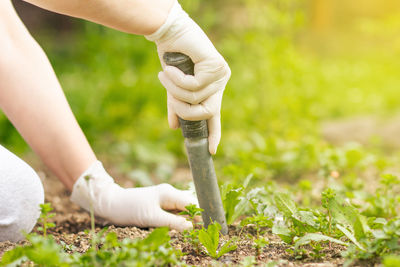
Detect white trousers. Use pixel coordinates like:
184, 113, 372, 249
0, 144, 44, 242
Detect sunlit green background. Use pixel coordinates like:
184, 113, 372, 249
2, 0, 400, 186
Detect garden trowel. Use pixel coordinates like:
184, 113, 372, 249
163, 52, 228, 235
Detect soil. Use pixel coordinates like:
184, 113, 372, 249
0, 157, 377, 267
321, 114, 400, 150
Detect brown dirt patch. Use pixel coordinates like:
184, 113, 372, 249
321, 114, 400, 150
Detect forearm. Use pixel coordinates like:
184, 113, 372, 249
23, 0, 174, 35
0, 4, 96, 190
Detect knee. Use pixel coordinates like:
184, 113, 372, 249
0, 146, 44, 242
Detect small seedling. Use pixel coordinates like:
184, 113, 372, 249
322, 188, 335, 238
198, 222, 237, 259
310, 242, 325, 260
180, 204, 204, 253
179, 204, 203, 228
221, 174, 253, 225
240, 213, 272, 255
239, 256, 256, 267
253, 237, 269, 256
37, 203, 56, 237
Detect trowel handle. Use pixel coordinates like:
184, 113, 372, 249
163, 52, 208, 139
163, 52, 228, 234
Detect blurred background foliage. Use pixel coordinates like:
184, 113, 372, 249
2, 0, 400, 186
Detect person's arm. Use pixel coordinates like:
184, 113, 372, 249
0, 1, 197, 230
0, 1, 96, 190
23, 0, 173, 35
24, 0, 231, 155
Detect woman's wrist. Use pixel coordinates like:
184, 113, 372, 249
70, 161, 115, 212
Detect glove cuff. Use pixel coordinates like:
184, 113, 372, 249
145, 0, 189, 42
70, 160, 114, 213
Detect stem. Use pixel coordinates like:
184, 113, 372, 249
43, 218, 47, 237
328, 210, 332, 235
256, 228, 260, 256
90, 199, 96, 248
84, 175, 98, 266
328, 210, 332, 249
90, 204, 95, 235
89, 199, 98, 267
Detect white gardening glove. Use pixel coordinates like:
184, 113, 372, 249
70, 161, 197, 231
145, 0, 231, 155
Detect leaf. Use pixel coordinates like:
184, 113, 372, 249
294, 233, 348, 249
179, 204, 203, 217
327, 195, 366, 240
243, 174, 253, 188
272, 224, 293, 244
380, 174, 400, 187
373, 218, 387, 225
383, 255, 400, 267
39, 203, 54, 214
294, 211, 318, 228
0, 246, 26, 266
222, 175, 253, 225
274, 193, 297, 217
292, 217, 317, 235
198, 223, 221, 258
225, 174, 253, 224
104, 232, 119, 248
292, 210, 319, 234
336, 224, 365, 251
24, 235, 64, 266
198, 222, 236, 259
143, 227, 170, 250
229, 197, 249, 225
224, 187, 243, 225
217, 240, 237, 258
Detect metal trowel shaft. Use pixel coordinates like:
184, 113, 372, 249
163, 52, 228, 235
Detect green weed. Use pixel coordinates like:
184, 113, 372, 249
1, 208, 185, 267
180, 204, 204, 254
198, 222, 237, 259
37, 203, 56, 237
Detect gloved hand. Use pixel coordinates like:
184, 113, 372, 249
145, 0, 231, 155
70, 161, 197, 231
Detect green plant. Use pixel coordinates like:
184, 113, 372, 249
221, 174, 253, 225
383, 255, 400, 267
240, 199, 273, 255
363, 174, 400, 218
253, 237, 269, 256
198, 222, 237, 259
294, 233, 347, 250
271, 192, 320, 244
1, 234, 68, 267
1, 227, 186, 267
179, 204, 203, 228
321, 188, 335, 237
309, 242, 325, 260
180, 204, 204, 254
239, 256, 256, 267
1, 202, 186, 267
322, 189, 366, 250
342, 218, 400, 264
37, 203, 56, 237
72, 227, 185, 267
